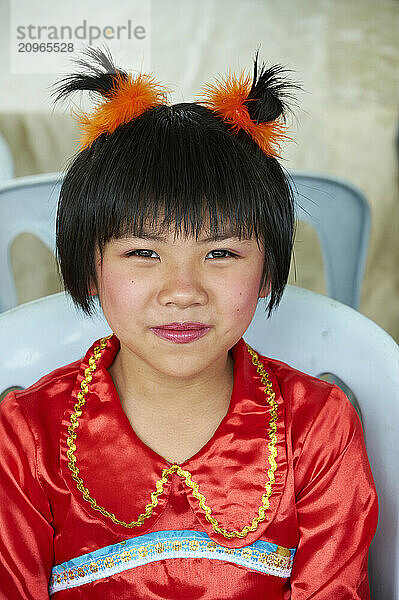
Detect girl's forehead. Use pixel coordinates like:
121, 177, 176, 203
100, 210, 263, 252
121, 229, 254, 243
107, 234, 258, 253
122, 213, 258, 241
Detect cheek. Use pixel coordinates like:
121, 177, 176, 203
98, 270, 148, 313
221, 270, 262, 321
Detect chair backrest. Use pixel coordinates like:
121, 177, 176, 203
0, 173, 62, 311
0, 286, 397, 598
0, 170, 370, 311
291, 171, 371, 308
0, 294, 111, 392
0, 134, 14, 183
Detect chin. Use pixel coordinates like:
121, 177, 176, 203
154, 353, 214, 375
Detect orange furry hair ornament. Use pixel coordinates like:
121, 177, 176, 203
76, 71, 168, 150
53, 46, 169, 151
197, 51, 296, 158
53, 47, 296, 157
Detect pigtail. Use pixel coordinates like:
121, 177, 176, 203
198, 50, 298, 158
245, 51, 297, 124
52, 46, 169, 150
52, 46, 126, 102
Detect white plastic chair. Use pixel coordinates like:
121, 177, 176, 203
0, 172, 62, 312
246, 287, 398, 600
0, 286, 397, 598
291, 171, 371, 308
0, 294, 110, 395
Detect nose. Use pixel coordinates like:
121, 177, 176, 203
158, 265, 208, 308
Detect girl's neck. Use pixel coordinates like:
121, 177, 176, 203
108, 347, 234, 464
109, 347, 234, 418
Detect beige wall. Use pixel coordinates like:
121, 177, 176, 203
1, 0, 398, 340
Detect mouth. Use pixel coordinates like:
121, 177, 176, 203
150, 323, 211, 344
153, 322, 210, 330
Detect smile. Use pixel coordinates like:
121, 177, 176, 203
149, 327, 211, 344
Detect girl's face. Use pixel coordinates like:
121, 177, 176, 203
92, 225, 267, 380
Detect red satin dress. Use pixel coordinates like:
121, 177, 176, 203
0, 334, 378, 599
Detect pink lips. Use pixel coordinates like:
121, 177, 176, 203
150, 322, 211, 344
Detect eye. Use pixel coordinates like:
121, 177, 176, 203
206, 249, 238, 259
126, 249, 159, 259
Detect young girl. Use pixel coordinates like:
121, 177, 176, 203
0, 47, 378, 599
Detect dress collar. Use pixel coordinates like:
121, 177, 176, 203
60, 334, 287, 548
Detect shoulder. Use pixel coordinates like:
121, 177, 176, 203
0, 358, 81, 439
254, 354, 376, 508
258, 353, 363, 455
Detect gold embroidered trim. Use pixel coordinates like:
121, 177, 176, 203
66, 335, 278, 538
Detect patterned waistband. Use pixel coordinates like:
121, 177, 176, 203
49, 529, 296, 594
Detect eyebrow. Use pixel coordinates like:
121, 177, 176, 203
123, 232, 253, 244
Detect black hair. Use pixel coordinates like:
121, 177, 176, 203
53, 46, 298, 316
